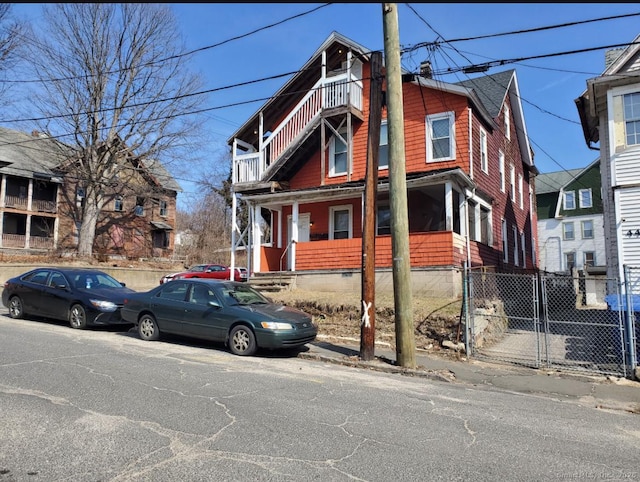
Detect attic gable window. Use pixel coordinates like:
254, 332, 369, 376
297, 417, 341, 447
135, 197, 145, 216
579, 188, 592, 208
504, 103, 510, 140
623, 92, 640, 145
563, 191, 576, 210
426, 111, 455, 162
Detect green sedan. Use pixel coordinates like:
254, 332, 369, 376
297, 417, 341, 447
121, 279, 317, 356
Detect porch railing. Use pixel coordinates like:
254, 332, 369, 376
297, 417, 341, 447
29, 236, 54, 249
2, 234, 26, 248
4, 195, 28, 209
232, 73, 363, 184
32, 199, 57, 213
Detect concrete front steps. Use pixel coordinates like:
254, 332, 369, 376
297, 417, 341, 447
248, 272, 297, 292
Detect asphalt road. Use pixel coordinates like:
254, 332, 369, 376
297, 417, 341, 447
1, 314, 639, 482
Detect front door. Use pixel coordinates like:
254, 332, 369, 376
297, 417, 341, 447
287, 213, 310, 270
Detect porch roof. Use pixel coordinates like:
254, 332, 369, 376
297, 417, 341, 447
242, 168, 474, 207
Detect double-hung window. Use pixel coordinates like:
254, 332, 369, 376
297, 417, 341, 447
563, 191, 576, 210
114, 196, 123, 212
498, 151, 505, 192
159, 200, 168, 217
509, 164, 516, 202
563, 222, 575, 241
377, 202, 391, 235
518, 174, 524, 209
379, 121, 389, 169
329, 128, 348, 176
501, 219, 508, 262
426, 112, 455, 162
579, 188, 592, 208
582, 220, 594, 239
480, 128, 488, 173
504, 104, 511, 140
329, 205, 352, 240
624, 92, 640, 145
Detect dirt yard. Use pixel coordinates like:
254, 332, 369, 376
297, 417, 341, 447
268, 289, 464, 357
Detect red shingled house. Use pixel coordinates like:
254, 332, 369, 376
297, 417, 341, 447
227, 32, 538, 297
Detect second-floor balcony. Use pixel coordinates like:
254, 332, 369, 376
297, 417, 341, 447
232, 71, 363, 186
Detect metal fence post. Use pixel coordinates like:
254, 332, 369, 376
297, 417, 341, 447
623, 266, 638, 371
463, 262, 471, 358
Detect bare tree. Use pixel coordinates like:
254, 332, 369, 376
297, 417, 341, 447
24, 4, 205, 257
0, 4, 27, 109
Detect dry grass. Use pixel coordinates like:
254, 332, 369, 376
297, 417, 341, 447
269, 289, 464, 354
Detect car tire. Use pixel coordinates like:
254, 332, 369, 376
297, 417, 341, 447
229, 324, 257, 356
138, 314, 160, 341
8, 296, 24, 319
69, 304, 87, 330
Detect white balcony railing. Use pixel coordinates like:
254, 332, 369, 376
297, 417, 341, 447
232, 73, 363, 184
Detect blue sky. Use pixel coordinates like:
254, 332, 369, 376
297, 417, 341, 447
10, 3, 640, 205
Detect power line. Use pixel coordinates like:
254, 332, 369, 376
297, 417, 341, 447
2, 3, 333, 84
403, 9, 640, 50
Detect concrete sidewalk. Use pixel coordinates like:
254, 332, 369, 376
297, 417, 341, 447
298, 338, 640, 415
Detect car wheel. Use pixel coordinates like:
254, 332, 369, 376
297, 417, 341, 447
8, 296, 24, 319
69, 304, 87, 329
229, 324, 257, 356
138, 314, 160, 341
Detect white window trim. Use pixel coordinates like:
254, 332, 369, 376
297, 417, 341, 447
518, 174, 524, 209
329, 129, 348, 177
378, 120, 388, 171
504, 104, 510, 140
480, 128, 488, 174
563, 191, 576, 210
501, 219, 508, 263
512, 225, 519, 267
498, 150, 505, 193
607, 85, 640, 157
563, 221, 575, 241
329, 204, 353, 240
581, 219, 594, 239
578, 188, 593, 208
509, 164, 516, 202
426, 111, 455, 163
520, 231, 526, 268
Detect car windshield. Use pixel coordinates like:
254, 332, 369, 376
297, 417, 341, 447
221, 284, 269, 305
72, 272, 123, 289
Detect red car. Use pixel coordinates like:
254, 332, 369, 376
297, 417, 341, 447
160, 264, 246, 284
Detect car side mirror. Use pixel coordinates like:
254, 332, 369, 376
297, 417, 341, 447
54, 283, 68, 290
120, 282, 126, 287
208, 299, 221, 308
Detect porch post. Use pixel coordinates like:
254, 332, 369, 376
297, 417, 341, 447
230, 191, 237, 280
53, 216, 58, 249
259, 112, 264, 174
252, 203, 261, 273
0, 174, 5, 207
25, 214, 31, 249
277, 208, 282, 249
444, 181, 453, 231
27, 179, 33, 211
291, 201, 299, 272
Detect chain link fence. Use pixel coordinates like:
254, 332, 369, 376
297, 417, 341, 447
465, 268, 636, 378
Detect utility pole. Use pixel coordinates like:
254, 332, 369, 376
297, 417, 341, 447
360, 50, 383, 361
382, 3, 416, 368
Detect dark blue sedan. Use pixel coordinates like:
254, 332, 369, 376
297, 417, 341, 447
121, 279, 317, 356
2, 267, 135, 329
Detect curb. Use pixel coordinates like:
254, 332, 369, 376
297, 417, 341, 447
297, 351, 457, 383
